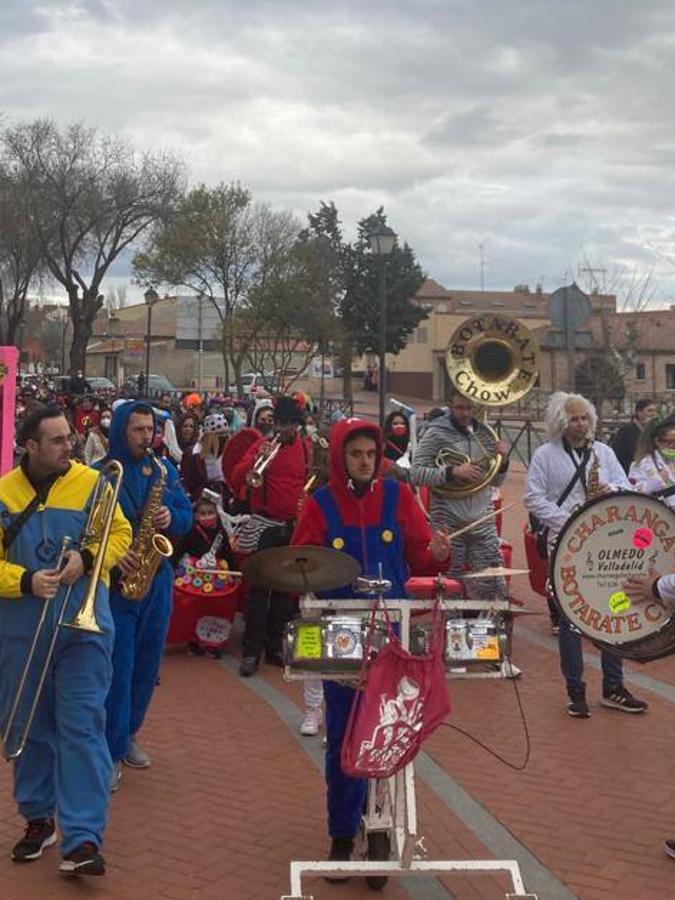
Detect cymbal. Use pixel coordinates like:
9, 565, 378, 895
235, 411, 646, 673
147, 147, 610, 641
243, 545, 362, 593
462, 567, 530, 579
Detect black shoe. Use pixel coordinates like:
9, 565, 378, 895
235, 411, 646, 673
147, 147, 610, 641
566, 684, 590, 718
265, 652, 284, 668
239, 656, 258, 677
325, 837, 354, 884
366, 830, 390, 891
600, 685, 648, 714
664, 839, 675, 859
12, 818, 57, 862
205, 647, 222, 659
59, 841, 105, 876
187, 641, 205, 656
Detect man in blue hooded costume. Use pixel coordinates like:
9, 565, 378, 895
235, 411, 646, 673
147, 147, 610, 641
100, 401, 192, 789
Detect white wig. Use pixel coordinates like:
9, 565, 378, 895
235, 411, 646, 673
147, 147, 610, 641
546, 392, 597, 440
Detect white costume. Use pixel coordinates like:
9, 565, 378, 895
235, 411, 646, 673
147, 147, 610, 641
629, 451, 675, 510
523, 438, 630, 550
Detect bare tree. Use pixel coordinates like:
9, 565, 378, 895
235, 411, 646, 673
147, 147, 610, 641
2, 120, 185, 373
0, 166, 43, 344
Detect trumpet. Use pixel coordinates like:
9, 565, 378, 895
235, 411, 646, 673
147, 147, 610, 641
1, 460, 123, 761
246, 435, 281, 488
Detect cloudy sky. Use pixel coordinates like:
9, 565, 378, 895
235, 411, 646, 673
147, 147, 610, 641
3, 0, 675, 306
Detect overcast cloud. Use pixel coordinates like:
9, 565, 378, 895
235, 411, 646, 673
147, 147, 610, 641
3, 0, 675, 305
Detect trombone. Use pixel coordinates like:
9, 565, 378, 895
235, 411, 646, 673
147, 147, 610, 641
1, 460, 124, 761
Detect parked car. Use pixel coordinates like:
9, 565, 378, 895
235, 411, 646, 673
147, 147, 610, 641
123, 373, 179, 399
86, 376, 116, 392
228, 372, 271, 397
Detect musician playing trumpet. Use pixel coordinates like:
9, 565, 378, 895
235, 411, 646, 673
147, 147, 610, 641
231, 396, 311, 677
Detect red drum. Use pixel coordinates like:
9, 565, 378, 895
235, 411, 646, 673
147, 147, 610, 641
405, 576, 463, 598
550, 491, 675, 661
522, 523, 548, 597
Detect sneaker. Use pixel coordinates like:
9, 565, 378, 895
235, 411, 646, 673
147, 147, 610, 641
500, 659, 522, 679
187, 641, 205, 656
299, 706, 323, 736
11, 818, 57, 862
366, 830, 391, 891
567, 685, 591, 718
325, 837, 354, 884
110, 761, 122, 792
600, 685, 649, 714
664, 838, 675, 859
124, 738, 151, 769
239, 656, 259, 677
59, 842, 105, 876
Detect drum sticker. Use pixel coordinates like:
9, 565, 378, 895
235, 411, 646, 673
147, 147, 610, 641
295, 624, 322, 659
608, 591, 630, 615
633, 527, 653, 549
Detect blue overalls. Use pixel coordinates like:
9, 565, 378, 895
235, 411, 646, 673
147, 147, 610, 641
313, 479, 408, 839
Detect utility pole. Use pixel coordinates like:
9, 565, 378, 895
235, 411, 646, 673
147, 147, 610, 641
577, 264, 607, 294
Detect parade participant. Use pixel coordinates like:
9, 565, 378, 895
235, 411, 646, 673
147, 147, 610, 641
629, 416, 675, 509
251, 397, 275, 435
173, 494, 237, 657
610, 398, 658, 474
0, 406, 131, 875
232, 396, 309, 676
67, 370, 90, 396
73, 395, 100, 437
83, 406, 111, 466
180, 412, 231, 502
177, 412, 200, 454
383, 410, 410, 463
292, 418, 450, 881
410, 389, 509, 600
101, 401, 192, 788
524, 392, 648, 717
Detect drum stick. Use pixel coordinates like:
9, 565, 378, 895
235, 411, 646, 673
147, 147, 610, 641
443, 503, 515, 543
184, 569, 244, 578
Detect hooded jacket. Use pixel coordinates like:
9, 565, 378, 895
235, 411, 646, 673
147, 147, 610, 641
101, 400, 192, 541
292, 418, 442, 577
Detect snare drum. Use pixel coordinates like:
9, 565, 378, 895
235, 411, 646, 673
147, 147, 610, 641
411, 615, 507, 666
551, 490, 675, 661
283, 615, 389, 673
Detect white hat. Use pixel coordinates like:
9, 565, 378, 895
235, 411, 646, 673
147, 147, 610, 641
203, 412, 229, 434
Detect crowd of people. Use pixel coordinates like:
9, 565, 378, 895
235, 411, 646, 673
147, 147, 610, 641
2, 374, 675, 883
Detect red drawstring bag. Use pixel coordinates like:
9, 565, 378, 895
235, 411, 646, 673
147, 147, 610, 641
340, 601, 451, 779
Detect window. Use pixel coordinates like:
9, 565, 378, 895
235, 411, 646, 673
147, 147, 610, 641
416, 327, 428, 344
667, 364, 675, 390
636, 362, 645, 381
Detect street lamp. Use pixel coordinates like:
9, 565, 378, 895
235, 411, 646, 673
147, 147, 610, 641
367, 223, 396, 429
144, 287, 159, 398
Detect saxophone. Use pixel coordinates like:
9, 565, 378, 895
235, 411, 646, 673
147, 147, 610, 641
120, 450, 174, 601
586, 447, 601, 498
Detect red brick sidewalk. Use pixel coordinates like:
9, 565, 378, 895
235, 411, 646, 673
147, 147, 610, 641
1, 473, 675, 899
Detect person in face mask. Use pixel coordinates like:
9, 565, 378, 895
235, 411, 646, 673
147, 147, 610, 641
629, 416, 675, 509
382, 411, 410, 462
83, 406, 112, 466
252, 398, 275, 436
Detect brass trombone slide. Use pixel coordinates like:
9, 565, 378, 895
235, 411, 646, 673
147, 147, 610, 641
1, 460, 124, 761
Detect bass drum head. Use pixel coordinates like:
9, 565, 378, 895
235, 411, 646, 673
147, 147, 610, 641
551, 490, 675, 661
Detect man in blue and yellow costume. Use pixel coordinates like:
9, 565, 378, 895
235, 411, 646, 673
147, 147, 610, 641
0, 406, 131, 876
101, 401, 191, 789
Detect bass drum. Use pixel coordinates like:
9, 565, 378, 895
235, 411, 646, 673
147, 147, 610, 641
550, 490, 675, 662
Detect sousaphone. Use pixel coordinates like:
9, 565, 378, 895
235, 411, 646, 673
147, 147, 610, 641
435, 315, 539, 498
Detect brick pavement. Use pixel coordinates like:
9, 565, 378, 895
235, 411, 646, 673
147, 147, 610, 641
1, 471, 675, 898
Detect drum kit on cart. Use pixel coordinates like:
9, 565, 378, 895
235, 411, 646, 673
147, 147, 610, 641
243, 544, 539, 900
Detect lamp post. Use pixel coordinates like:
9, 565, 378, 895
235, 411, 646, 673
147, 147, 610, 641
108, 312, 120, 387
144, 287, 159, 398
367, 223, 396, 429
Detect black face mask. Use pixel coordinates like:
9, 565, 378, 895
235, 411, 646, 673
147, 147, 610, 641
258, 422, 274, 436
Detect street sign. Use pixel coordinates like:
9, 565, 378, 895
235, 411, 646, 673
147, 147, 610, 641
547, 284, 591, 330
